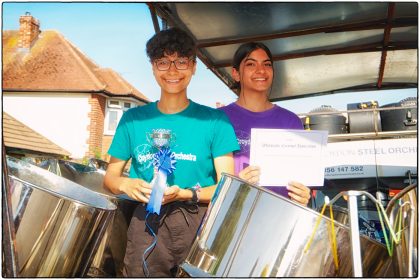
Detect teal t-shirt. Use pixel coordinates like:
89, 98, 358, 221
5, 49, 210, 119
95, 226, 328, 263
108, 100, 239, 189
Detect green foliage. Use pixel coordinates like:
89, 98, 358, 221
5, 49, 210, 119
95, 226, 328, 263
93, 148, 102, 159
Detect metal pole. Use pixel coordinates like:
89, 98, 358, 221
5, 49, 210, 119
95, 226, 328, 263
408, 205, 414, 277
347, 191, 363, 277
2, 146, 19, 277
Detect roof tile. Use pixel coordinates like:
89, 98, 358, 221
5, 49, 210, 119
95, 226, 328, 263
3, 112, 71, 157
3, 30, 149, 102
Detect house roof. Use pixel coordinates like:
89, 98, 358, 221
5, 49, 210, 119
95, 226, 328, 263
2, 30, 149, 103
3, 112, 71, 157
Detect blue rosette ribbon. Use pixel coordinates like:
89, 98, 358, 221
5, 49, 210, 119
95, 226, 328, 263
146, 147, 176, 215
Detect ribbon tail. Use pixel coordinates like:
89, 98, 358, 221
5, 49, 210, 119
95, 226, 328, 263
146, 170, 167, 215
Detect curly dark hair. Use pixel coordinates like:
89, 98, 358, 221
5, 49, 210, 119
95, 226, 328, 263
146, 27, 197, 61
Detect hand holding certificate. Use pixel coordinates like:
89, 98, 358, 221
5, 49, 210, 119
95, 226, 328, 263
250, 129, 328, 187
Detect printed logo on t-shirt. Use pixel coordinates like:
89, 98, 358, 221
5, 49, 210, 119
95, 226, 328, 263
235, 129, 250, 155
173, 152, 197, 161
134, 144, 154, 172
133, 128, 198, 172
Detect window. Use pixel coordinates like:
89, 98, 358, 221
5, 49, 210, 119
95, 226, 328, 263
108, 100, 121, 108
105, 99, 137, 135
123, 102, 131, 111
108, 110, 119, 131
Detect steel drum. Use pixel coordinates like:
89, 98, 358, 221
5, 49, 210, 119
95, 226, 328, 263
6, 156, 116, 277
180, 174, 394, 277
318, 202, 388, 245
386, 184, 418, 277
55, 160, 139, 277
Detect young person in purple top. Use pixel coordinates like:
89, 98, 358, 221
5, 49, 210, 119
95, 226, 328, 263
220, 42, 311, 206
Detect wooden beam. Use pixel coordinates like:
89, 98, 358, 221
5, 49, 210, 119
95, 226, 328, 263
147, 4, 161, 33
213, 41, 416, 68
196, 17, 416, 48
377, 3, 396, 88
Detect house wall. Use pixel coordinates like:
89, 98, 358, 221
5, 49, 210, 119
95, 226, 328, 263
87, 94, 106, 159
102, 135, 132, 172
102, 135, 113, 162
3, 92, 90, 159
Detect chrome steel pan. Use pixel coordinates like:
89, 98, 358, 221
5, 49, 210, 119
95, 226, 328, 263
6, 156, 116, 277
57, 160, 139, 277
386, 184, 417, 277
180, 174, 394, 277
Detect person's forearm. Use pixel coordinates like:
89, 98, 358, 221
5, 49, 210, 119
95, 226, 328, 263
170, 185, 216, 204
197, 185, 216, 203
104, 173, 129, 195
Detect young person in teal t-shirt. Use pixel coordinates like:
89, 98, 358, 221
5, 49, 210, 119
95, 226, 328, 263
104, 28, 239, 277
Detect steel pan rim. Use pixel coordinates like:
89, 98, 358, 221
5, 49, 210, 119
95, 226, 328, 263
7, 156, 117, 211
81, 185, 138, 203
221, 172, 318, 213
8, 174, 116, 211
75, 183, 140, 206
386, 183, 417, 214
57, 159, 138, 204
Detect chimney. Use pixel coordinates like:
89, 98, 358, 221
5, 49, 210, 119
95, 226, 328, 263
216, 102, 225, 108
18, 12, 40, 49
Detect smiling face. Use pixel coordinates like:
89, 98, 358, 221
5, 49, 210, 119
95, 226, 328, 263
152, 52, 196, 96
232, 48, 273, 95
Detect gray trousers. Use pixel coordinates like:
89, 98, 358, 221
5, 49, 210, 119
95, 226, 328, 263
123, 201, 207, 277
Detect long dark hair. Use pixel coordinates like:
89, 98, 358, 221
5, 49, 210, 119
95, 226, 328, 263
232, 42, 274, 91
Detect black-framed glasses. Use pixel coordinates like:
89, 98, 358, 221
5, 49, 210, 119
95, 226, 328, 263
154, 57, 193, 71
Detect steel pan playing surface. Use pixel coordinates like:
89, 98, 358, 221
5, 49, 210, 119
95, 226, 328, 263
180, 174, 394, 277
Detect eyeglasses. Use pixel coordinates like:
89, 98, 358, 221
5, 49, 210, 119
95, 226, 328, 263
154, 57, 193, 71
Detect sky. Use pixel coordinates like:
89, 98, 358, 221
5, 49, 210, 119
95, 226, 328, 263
2, 2, 417, 113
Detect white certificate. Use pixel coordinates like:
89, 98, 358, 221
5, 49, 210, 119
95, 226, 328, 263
250, 129, 328, 187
